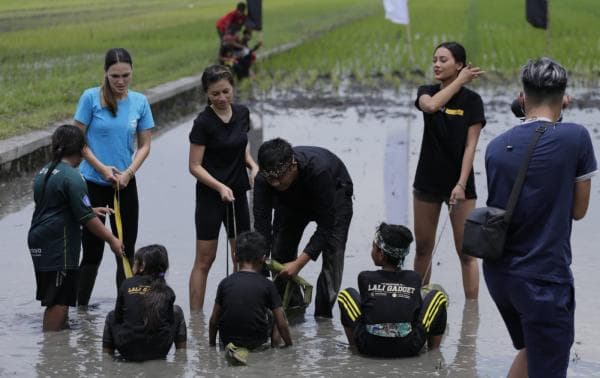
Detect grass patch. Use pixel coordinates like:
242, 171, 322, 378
0, 0, 375, 139
256, 0, 600, 90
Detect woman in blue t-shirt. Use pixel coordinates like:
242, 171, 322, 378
74, 48, 155, 305
412, 42, 486, 300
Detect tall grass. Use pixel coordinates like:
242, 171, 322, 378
0, 0, 376, 138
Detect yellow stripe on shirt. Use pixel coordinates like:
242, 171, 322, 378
444, 108, 464, 116
338, 290, 361, 318
337, 290, 361, 321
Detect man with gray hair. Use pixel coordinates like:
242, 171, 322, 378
483, 57, 597, 377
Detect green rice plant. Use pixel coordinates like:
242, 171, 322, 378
257, 0, 600, 90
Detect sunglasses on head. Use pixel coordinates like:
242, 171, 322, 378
260, 160, 294, 181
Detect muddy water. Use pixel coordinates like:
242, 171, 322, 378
1, 87, 600, 377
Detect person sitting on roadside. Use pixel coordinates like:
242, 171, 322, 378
209, 231, 292, 353
219, 28, 262, 79
102, 244, 187, 361
337, 223, 448, 357
219, 30, 245, 66
216, 2, 247, 41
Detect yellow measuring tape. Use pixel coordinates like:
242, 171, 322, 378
114, 188, 133, 278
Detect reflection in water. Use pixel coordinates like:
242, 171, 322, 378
448, 300, 480, 377
36, 332, 78, 377
384, 124, 410, 225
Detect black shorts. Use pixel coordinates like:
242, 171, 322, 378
195, 189, 250, 240
35, 270, 78, 307
413, 188, 477, 204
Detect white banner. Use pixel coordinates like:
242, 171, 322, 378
383, 0, 409, 25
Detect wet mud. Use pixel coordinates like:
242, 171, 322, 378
1, 86, 600, 376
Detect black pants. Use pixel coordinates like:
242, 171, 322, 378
195, 188, 250, 240
79, 179, 139, 304
337, 287, 448, 357
271, 185, 353, 317
233, 54, 253, 79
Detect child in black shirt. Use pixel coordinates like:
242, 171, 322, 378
337, 223, 448, 358
102, 245, 187, 361
209, 231, 292, 354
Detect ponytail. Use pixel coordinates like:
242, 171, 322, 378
101, 76, 118, 117
135, 244, 172, 332
144, 273, 174, 332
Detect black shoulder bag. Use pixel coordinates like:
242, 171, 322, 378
462, 123, 548, 260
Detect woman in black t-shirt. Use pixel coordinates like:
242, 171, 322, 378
188, 65, 259, 311
412, 42, 486, 300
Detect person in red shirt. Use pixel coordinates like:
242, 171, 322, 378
216, 2, 247, 40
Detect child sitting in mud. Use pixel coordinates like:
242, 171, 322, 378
102, 245, 187, 361
337, 223, 448, 357
209, 231, 292, 363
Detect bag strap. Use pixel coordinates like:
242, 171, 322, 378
503, 122, 550, 222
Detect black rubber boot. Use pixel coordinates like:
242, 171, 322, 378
77, 264, 99, 306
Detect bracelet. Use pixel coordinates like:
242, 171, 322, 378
456, 182, 466, 190
127, 168, 135, 179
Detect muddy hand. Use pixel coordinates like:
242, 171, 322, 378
279, 261, 300, 279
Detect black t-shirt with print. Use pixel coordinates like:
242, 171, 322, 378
113, 275, 180, 359
358, 270, 422, 325
215, 271, 282, 346
414, 84, 486, 197
189, 103, 251, 195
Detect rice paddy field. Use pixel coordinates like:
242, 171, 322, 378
256, 0, 600, 90
1, 0, 599, 138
